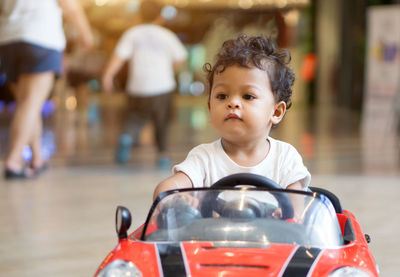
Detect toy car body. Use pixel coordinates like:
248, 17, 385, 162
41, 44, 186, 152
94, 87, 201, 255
94, 174, 379, 277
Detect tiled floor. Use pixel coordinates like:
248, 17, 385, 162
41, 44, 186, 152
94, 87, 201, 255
0, 93, 399, 276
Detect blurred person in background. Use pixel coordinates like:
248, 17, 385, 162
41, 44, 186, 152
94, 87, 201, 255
0, 0, 93, 179
102, 0, 187, 168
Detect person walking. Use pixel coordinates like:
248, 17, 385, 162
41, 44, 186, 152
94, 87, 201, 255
0, 0, 93, 179
102, 0, 187, 168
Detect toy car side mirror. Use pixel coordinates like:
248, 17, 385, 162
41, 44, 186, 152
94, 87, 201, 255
115, 206, 132, 239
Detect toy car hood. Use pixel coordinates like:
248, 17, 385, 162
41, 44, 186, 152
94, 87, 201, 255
95, 187, 379, 276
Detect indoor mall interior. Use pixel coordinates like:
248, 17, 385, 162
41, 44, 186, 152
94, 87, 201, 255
0, 0, 399, 276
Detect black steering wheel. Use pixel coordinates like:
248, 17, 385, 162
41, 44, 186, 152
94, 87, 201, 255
200, 173, 294, 219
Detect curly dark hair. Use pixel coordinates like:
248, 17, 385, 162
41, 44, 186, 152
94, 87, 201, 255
204, 34, 295, 110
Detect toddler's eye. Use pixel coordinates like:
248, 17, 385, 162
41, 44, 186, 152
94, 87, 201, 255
216, 93, 227, 100
243, 94, 255, 100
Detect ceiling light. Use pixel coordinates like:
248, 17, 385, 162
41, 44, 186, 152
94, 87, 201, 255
238, 0, 254, 9
95, 0, 108, 6
161, 5, 178, 20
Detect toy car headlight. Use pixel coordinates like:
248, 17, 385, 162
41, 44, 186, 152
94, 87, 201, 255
97, 260, 142, 277
329, 267, 369, 277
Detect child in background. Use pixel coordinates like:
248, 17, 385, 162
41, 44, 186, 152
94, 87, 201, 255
153, 34, 310, 220
102, 0, 187, 167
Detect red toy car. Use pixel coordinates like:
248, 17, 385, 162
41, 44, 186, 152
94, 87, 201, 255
94, 173, 379, 277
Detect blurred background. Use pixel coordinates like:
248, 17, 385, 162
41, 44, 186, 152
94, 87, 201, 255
0, 0, 399, 276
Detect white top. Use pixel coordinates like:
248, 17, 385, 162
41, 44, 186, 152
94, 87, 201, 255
174, 137, 311, 189
0, 0, 65, 51
115, 24, 187, 96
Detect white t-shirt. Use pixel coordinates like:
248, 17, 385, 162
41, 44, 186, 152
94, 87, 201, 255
0, 0, 65, 50
173, 137, 311, 189
115, 24, 187, 96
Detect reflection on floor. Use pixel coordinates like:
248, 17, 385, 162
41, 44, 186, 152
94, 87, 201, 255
0, 94, 399, 276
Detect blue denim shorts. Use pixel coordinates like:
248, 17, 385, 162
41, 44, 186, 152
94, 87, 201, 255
0, 41, 63, 84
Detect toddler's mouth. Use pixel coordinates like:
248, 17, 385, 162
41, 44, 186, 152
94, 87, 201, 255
225, 113, 241, 120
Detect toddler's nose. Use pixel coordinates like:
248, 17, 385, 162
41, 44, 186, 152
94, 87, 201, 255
227, 97, 241, 109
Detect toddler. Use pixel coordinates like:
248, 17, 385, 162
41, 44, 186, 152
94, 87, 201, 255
153, 34, 311, 213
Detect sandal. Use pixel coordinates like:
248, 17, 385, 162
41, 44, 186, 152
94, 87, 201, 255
30, 163, 48, 175
4, 166, 35, 180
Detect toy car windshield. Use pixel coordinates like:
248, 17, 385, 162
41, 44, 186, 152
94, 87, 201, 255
142, 188, 344, 248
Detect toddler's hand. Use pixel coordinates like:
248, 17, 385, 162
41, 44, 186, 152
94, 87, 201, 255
272, 208, 282, 219
170, 194, 199, 208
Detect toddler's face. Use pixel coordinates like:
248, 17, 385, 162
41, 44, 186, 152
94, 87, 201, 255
209, 65, 284, 144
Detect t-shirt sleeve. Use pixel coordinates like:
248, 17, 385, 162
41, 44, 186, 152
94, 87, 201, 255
280, 145, 311, 189
114, 30, 134, 60
172, 146, 207, 188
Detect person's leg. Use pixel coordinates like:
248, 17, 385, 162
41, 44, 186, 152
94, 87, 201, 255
115, 96, 149, 164
124, 96, 149, 146
5, 72, 54, 173
29, 111, 44, 169
151, 92, 173, 166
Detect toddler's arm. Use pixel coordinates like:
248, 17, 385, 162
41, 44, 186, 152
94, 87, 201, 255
287, 181, 304, 191
287, 181, 306, 222
153, 172, 193, 201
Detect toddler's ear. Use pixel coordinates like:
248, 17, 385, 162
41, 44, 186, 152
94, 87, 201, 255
271, 101, 286, 125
